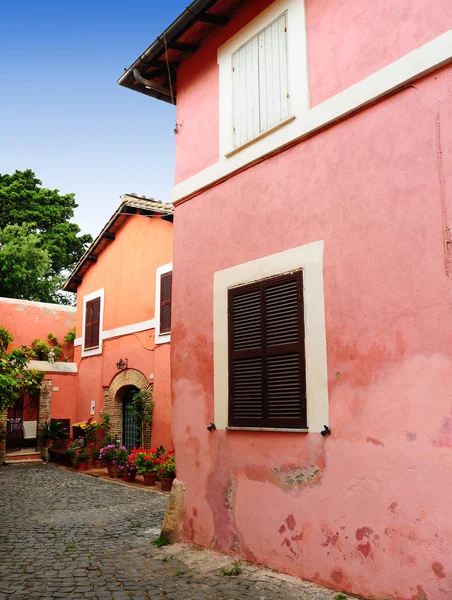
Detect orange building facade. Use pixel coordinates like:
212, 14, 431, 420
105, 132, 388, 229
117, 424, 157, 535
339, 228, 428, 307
64, 194, 174, 451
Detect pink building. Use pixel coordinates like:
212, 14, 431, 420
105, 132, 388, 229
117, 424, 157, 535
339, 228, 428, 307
64, 194, 174, 451
120, 1, 452, 598
0, 297, 77, 453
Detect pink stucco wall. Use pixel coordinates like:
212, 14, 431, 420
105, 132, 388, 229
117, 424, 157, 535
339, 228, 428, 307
48, 373, 78, 423
174, 0, 452, 183
0, 297, 76, 351
171, 50, 452, 600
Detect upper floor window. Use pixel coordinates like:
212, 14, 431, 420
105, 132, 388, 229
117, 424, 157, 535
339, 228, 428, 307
228, 271, 306, 429
84, 297, 100, 349
232, 12, 290, 149
160, 271, 172, 334
155, 263, 173, 344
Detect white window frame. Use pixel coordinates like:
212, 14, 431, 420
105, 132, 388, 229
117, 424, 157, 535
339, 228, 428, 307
213, 241, 328, 432
81, 288, 105, 358
155, 263, 173, 344
218, 0, 308, 158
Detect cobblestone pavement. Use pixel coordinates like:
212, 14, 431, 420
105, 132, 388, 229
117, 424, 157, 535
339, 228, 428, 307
0, 465, 351, 600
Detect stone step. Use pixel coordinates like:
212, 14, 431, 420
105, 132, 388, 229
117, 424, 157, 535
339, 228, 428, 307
4, 458, 43, 465
5, 453, 41, 462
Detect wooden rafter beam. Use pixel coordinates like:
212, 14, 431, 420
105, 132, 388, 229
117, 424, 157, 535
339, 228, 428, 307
198, 13, 229, 25
103, 232, 115, 241
87, 255, 97, 262
143, 65, 178, 78
168, 41, 198, 53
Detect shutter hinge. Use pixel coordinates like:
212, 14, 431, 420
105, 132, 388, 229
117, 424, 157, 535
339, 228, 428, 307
232, 127, 235, 132
287, 93, 290, 98
284, 26, 287, 32
232, 66, 235, 72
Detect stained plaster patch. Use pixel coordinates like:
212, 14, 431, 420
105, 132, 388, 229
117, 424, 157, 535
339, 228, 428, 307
273, 464, 320, 486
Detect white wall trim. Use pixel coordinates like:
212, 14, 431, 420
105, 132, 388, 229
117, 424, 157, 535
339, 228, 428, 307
81, 288, 105, 358
28, 360, 78, 373
218, 0, 308, 158
103, 319, 156, 340
172, 28, 452, 204
155, 263, 173, 345
74, 318, 156, 347
213, 240, 328, 433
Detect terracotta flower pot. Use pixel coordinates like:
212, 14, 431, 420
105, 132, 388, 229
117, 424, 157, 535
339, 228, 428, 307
94, 460, 103, 469
160, 477, 174, 492
88, 458, 94, 469
143, 472, 157, 486
124, 471, 136, 483
107, 462, 114, 476
46, 440, 53, 448
77, 462, 88, 471
109, 464, 123, 478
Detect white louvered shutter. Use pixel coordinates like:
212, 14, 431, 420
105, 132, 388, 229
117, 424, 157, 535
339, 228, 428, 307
232, 12, 289, 148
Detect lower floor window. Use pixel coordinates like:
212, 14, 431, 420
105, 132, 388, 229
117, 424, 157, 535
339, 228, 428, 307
228, 271, 307, 429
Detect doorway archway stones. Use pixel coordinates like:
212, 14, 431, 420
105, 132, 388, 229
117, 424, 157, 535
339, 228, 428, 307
103, 369, 153, 447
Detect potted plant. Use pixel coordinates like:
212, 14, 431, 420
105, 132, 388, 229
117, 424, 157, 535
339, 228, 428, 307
38, 420, 68, 448
99, 443, 118, 475
159, 452, 176, 491
91, 445, 102, 469
99, 443, 128, 478
134, 446, 165, 486
67, 437, 85, 466
75, 447, 89, 470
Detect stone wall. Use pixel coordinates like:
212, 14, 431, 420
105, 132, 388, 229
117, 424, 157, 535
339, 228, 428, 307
37, 380, 52, 449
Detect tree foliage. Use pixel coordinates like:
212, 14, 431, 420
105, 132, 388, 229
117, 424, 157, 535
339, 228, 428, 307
0, 223, 55, 302
0, 170, 92, 303
0, 326, 44, 412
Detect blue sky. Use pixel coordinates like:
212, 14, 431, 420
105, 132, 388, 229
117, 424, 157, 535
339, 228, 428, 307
0, 1, 187, 237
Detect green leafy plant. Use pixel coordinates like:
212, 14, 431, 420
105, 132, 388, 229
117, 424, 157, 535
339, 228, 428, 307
133, 446, 165, 474
127, 389, 154, 448
30, 338, 63, 362
152, 534, 170, 547
67, 436, 85, 457
158, 452, 176, 479
0, 169, 93, 304
75, 447, 89, 464
222, 563, 242, 577
0, 328, 44, 412
64, 327, 76, 343
38, 420, 68, 442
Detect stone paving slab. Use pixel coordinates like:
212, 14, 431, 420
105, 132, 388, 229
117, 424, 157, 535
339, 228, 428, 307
0, 465, 357, 600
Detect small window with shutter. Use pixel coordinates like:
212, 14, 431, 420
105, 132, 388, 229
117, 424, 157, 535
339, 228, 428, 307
232, 12, 289, 148
160, 271, 172, 334
228, 271, 306, 429
84, 297, 101, 349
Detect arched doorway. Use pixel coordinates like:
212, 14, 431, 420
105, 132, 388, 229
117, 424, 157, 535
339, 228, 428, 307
103, 369, 153, 449
118, 385, 141, 450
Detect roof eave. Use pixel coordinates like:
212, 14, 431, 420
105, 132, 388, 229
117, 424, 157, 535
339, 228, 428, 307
117, 0, 223, 101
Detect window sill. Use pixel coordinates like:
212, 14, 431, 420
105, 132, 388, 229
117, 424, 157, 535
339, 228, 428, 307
225, 115, 296, 159
226, 426, 308, 433
84, 345, 99, 351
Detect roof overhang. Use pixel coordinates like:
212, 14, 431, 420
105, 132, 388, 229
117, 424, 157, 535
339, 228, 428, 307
117, 0, 246, 103
63, 195, 173, 293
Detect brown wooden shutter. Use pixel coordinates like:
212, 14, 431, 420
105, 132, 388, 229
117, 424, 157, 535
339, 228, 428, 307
84, 297, 100, 349
160, 272, 172, 334
228, 272, 306, 429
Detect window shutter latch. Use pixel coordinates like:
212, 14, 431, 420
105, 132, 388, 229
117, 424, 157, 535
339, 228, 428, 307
207, 422, 217, 432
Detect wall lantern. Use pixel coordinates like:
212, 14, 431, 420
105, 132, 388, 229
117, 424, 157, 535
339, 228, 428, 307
116, 358, 128, 371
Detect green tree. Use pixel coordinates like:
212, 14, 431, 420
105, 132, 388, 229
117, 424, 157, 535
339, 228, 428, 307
0, 327, 44, 412
0, 169, 92, 302
0, 223, 56, 302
